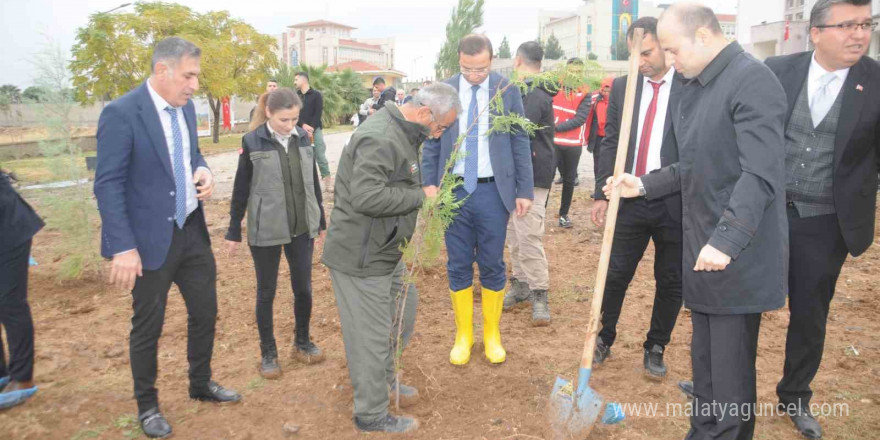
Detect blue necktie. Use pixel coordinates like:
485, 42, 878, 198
464, 85, 480, 194
165, 106, 188, 228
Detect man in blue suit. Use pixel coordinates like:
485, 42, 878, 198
422, 34, 534, 366
94, 37, 240, 439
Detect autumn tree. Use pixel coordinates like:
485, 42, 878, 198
192, 11, 278, 142
69, 2, 278, 143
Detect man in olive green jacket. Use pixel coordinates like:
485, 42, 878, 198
322, 83, 460, 434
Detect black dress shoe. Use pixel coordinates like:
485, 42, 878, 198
678, 380, 694, 399
189, 381, 241, 404
139, 407, 172, 439
780, 404, 822, 439
593, 337, 611, 366
354, 414, 419, 433
643, 344, 667, 379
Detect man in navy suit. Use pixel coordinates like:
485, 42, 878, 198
94, 37, 240, 439
422, 34, 534, 366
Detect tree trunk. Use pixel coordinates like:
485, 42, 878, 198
207, 94, 220, 144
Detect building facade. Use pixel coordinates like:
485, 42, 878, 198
539, 1, 681, 61
750, 0, 877, 60
275, 20, 395, 69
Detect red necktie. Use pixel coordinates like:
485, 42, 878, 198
634, 80, 665, 177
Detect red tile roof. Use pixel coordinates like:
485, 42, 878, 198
339, 39, 382, 51
716, 14, 737, 23
289, 20, 356, 30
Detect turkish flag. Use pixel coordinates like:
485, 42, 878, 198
784, 20, 790, 41
221, 97, 232, 130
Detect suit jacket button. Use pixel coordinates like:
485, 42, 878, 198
720, 225, 728, 231
167, 217, 173, 222
170, 191, 175, 196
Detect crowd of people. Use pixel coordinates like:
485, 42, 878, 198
1, 1, 878, 439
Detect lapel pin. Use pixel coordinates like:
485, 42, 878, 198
856, 84, 863, 92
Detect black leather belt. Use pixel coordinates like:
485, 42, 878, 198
454, 176, 495, 184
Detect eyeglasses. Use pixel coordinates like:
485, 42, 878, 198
460, 66, 490, 75
423, 105, 451, 132
814, 21, 877, 32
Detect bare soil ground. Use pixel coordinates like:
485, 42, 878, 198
2, 170, 878, 439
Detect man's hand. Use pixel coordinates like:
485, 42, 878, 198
368, 108, 376, 115
423, 185, 438, 199
694, 244, 731, 272
591, 200, 608, 227
193, 168, 214, 200
515, 198, 532, 217
603, 174, 641, 199
226, 239, 239, 257
302, 124, 315, 136
109, 250, 142, 291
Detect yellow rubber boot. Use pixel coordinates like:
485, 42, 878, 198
449, 287, 474, 365
482, 287, 507, 364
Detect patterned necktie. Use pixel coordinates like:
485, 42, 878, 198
165, 106, 188, 228
464, 84, 480, 194
634, 80, 665, 177
810, 72, 837, 128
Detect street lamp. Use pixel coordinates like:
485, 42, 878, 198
98, 3, 131, 15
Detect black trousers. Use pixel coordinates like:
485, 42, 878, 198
688, 312, 761, 440
129, 209, 217, 414
777, 207, 848, 409
590, 136, 603, 197
0, 239, 35, 383
598, 198, 683, 349
555, 144, 583, 217
249, 233, 315, 352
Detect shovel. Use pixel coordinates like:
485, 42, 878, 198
547, 28, 644, 439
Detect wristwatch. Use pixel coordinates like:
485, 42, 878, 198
637, 178, 646, 197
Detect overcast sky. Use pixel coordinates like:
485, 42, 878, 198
1, 0, 741, 89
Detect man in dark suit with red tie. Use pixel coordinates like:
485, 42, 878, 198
591, 17, 683, 380
765, 1, 879, 438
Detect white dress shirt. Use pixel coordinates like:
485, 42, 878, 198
453, 74, 493, 178
631, 67, 675, 175
807, 52, 849, 110
266, 122, 299, 153
146, 79, 199, 217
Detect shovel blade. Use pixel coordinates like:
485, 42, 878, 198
548, 369, 603, 439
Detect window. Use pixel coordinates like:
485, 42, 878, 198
289, 48, 299, 67
786, 14, 793, 21
587, 24, 592, 35
796, 12, 803, 20
322, 47, 328, 65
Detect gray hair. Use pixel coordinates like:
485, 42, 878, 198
413, 83, 462, 118
151, 37, 201, 72
810, 0, 872, 28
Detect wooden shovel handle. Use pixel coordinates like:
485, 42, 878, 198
581, 29, 644, 370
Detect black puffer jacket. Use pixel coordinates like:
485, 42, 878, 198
521, 78, 557, 189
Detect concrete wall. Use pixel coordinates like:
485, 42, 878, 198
1, 99, 257, 128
